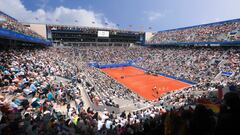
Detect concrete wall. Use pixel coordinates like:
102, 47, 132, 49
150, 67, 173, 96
24, 23, 47, 39
145, 32, 154, 42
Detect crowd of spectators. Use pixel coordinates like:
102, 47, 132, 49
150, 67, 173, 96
77, 46, 239, 84
75, 46, 240, 108
0, 45, 240, 134
0, 11, 44, 39
1, 46, 234, 111
0, 48, 85, 134
149, 20, 240, 44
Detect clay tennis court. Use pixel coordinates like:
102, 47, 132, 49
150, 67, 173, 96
101, 66, 192, 100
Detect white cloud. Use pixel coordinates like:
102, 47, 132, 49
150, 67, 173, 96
0, 0, 116, 28
144, 11, 164, 22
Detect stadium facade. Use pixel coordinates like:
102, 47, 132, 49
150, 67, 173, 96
46, 25, 146, 46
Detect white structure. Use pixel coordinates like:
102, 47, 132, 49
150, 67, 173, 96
145, 32, 154, 42
23, 23, 47, 39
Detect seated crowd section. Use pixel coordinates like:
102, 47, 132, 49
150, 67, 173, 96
148, 19, 240, 44
1, 46, 240, 135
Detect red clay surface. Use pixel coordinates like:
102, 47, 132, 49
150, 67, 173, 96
101, 66, 192, 100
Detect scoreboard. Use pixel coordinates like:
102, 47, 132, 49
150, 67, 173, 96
98, 31, 109, 37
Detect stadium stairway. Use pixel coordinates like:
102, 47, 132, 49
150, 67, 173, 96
53, 76, 90, 112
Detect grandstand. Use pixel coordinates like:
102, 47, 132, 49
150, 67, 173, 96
47, 24, 145, 46
0, 11, 50, 46
0, 3, 240, 134
147, 18, 240, 45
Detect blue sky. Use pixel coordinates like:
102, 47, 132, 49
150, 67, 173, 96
1, 0, 240, 31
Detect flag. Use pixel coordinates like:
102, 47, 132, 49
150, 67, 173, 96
203, 103, 220, 113
129, 25, 132, 27
197, 98, 220, 113
148, 27, 152, 29
35, 17, 39, 20
74, 20, 78, 22
92, 21, 95, 24
105, 22, 108, 25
